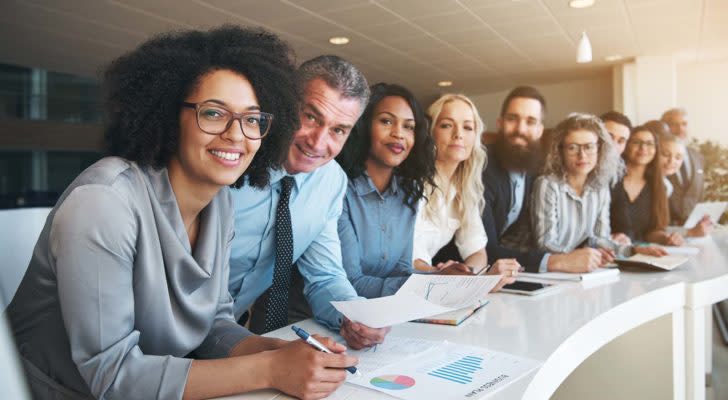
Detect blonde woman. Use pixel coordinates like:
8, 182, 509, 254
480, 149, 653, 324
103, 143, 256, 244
413, 94, 520, 286
660, 133, 712, 237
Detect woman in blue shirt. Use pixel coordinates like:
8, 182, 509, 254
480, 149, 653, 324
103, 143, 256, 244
335, 83, 437, 298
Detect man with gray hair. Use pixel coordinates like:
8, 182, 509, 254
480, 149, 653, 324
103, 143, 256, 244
661, 107, 705, 224
228, 55, 390, 349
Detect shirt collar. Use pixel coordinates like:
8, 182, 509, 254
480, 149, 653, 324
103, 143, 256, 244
270, 167, 307, 191
508, 170, 525, 182
353, 172, 400, 197
562, 178, 596, 200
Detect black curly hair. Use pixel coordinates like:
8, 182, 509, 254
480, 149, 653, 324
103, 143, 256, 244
336, 82, 436, 211
103, 25, 299, 188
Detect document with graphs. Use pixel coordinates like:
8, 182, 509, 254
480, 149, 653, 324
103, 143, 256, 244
347, 341, 541, 400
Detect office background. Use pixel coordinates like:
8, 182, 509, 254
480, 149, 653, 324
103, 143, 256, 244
0, 1, 727, 399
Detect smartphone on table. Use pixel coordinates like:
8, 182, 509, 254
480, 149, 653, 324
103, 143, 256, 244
500, 280, 558, 296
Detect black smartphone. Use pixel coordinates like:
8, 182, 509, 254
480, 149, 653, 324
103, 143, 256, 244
500, 280, 557, 296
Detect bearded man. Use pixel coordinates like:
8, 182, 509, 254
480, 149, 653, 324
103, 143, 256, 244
482, 86, 603, 273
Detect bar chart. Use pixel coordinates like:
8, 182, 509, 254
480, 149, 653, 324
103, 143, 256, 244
427, 355, 484, 384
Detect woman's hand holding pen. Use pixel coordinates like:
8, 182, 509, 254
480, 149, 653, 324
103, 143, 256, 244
268, 335, 357, 400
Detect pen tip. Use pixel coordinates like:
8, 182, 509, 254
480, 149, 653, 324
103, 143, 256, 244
355, 370, 362, 377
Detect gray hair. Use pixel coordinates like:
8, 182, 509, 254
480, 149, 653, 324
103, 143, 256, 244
661, 107, 687, 122
297, 55, 370, 109
542, 112, 623, 189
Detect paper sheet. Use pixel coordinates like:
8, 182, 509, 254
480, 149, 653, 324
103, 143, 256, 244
325, 384, 397, 399
397, 275, 500, 309
331, 292, 453, 328
660, 245, 700, 256
348, 342, 541, 400
520, 267, 619, 282
331, 276, 500, 328
683, 201, 728, 228
345, 336, 441, 377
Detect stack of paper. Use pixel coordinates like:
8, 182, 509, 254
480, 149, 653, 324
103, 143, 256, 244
519, 267, 619, 282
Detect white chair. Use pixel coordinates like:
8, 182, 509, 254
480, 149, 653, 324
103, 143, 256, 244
0, 312, 30, 399
0, 207, 51, 309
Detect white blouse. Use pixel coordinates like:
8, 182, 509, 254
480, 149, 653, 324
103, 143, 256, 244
412, 185, 488, 265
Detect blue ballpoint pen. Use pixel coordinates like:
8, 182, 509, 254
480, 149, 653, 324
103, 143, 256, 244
291, 325, 361, 377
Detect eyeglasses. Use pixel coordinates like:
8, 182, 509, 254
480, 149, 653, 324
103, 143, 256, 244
628, 139, 656, 149
182, 101, 273, 139
562, 142, 599, 155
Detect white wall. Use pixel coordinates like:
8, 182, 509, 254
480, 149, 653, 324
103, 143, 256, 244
676, 59, 728, 147
468, 74, 613, 130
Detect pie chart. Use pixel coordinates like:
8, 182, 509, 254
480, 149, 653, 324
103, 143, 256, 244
370, 375, 416, 390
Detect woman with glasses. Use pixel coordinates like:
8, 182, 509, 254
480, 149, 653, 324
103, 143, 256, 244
412, 94, 520, 288
531, 113, 624, 266
611, 123, 688, 246
6, 26, 354, 400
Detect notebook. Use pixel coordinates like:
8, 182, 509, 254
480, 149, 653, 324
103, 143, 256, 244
519, 267, 619, 282
615, 254, 689, 271
411, 299, 489, 326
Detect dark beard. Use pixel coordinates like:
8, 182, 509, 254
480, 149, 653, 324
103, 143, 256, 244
492, 133, 544, 173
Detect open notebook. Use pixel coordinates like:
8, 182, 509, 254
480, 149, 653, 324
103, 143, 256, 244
411, 299, 489, 326
615, 254, 689, 271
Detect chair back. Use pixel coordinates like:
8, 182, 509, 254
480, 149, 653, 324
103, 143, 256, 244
0, 312, 30, 399
0, 207, 51, 308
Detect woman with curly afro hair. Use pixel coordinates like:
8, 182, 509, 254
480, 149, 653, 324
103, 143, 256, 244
7, 26, 355, 400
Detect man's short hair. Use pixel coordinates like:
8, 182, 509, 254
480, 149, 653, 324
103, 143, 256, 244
297, 55, 370, 107
500, 86, 547, 119
661, 107, 687, 122
600, 111, 632, 130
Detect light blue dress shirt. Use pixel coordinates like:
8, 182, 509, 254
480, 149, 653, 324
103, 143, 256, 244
503, 171, 526, 234
229, 161, 360, 330
339, 174, 413, 299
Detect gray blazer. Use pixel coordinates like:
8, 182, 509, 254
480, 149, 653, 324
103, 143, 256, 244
6, 157, 251, 400
668, 146, 705, 225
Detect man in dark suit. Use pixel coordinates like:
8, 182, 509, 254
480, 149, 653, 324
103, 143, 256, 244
661, 108, 705, 225
482, 86, 603, 273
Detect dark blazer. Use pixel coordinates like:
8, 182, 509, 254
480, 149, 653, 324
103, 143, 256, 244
668, 146, 704, 225
481, 144, 546, 272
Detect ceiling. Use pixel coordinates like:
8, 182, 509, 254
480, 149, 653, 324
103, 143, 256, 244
1, 0, 727, 100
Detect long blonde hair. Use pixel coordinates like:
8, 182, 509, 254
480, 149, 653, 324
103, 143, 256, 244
423, 94, 487, 233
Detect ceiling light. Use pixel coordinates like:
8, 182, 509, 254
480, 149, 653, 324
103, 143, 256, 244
576, 31, 592, 63
605, 54, 624, 62
328, 36, 349, 45
569, 0, 595, 8
438, 80, 453, 87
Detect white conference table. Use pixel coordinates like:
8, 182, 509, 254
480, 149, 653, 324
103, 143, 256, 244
221, 233, 728, 400
672, 232, 728, 399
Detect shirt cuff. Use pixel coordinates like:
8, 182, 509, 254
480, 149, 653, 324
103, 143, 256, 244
538, 253, 550, 273
197, 321, 253, 359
